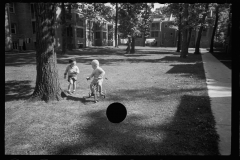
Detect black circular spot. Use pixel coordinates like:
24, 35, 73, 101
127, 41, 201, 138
106, 102, 127, 123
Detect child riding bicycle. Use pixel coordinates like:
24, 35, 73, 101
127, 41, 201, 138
86, 59, 105, 97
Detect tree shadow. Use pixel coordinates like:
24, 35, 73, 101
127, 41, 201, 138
49, 94, 219, 155
159, 54, 203, 63
66, 95, 93, 104
106, 87, 205, 102
5, 80, 34, 102
57, 57, 167, 66
166, 63, 206, 79
5, 52, 36, 67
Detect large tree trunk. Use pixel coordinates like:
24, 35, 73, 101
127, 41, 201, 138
61, 3, 67, 54
67, 3, 73, 50
180, 4, 189, 58
115, 3, 118, 47
130, 37, 135, 53
30, 3, 63, 102
194, 3, 209, 54
227, 4, 232, 55
176, 12, 182, 52
187, 27, 192, 48
194, 26, 204, 54
5, 3, 12, 51
209, 5, 219, 53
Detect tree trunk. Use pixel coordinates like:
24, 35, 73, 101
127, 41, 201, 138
130, 37, 135, 53
115, 3, 118, 47
210, 5, 219, 53
30, 3, 63, 102
180, 4, 189, 58
227, 4, 232, 55
61, 3, 67, 54
194, 3, 209, 54
68, 3, 73, 50
187, 27, 192, 48
176, 12, 182, 52
194, 26, 204, 54
143, 31, 146, 47
5, 3, 12, 51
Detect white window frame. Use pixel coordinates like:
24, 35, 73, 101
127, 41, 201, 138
9, 3, 15, 13
11, 23, 17, 34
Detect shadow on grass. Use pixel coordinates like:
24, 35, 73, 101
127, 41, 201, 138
57, 57, 168, 66
106, 87, 205, 102
49, 95, 219, 155
166, 63, 206, 79
66, 95, 96, 104
159, 54, 203, 63
5, 80, 34, 102
5, 52, 36, 67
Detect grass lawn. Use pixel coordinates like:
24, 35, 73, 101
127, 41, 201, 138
5, 46, 220, 155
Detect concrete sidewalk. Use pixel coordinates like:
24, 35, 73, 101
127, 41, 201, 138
201, 49, 231, 155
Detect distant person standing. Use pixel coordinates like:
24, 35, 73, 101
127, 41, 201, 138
126, 35, 131, 54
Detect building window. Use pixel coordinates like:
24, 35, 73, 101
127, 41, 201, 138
32, 21, 36, 34
103, 32, 107, 39
151, 31, 158, 37
108, 25, 113, 32
30, 3, 36, 20
96, 32, 100, 39
9, 3, 14, 13
76, 28, 83, 38
12, 41, 18, 49
151, 23, 159, 30
76, 14, 83, 26
170, 32, 173, 36
102, 23, 107, 31
11, 23, 17, 34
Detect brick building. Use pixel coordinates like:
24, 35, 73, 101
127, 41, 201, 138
5, 3, 117, 51
5, 3, 37, 51
134, 16, 178, 47
135, 15, 213, 48
5, 3, 213, 51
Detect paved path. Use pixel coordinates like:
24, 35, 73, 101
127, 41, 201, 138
201, 49, 231, 155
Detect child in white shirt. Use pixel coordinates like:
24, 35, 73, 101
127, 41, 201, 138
64, 58, 79, 94
86, 59, 105, 96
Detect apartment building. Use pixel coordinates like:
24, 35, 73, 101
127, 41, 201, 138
135, 15, 213, 48
5, 3, 37, 51
5, 3, 117, 52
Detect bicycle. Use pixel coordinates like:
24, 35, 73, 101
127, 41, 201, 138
83, 77, 108, 103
